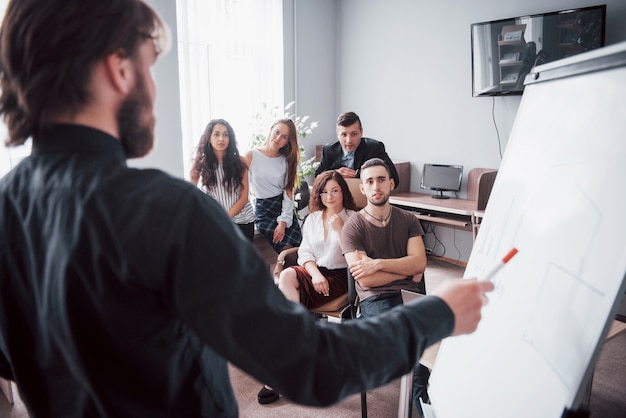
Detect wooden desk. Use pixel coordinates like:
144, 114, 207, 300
389, 193, 481, 241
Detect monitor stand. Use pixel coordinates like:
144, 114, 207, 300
432, 190, 450, 199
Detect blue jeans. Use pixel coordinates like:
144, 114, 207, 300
360, 292, 430, 418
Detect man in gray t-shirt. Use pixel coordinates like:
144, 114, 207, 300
342, 158, 430, 417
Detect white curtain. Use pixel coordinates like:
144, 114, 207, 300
517, 16, 543, 52
0, 0, 33, 178
472, 24, 495, 95
176, 0, 284, 178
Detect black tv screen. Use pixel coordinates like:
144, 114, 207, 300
420, 164, 463, 199
471, 5, 606, 97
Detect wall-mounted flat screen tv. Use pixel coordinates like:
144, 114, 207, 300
471, 5, 606, 97
420, 164, 463, 199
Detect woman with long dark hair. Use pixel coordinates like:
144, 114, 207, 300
190, 119, 255, 240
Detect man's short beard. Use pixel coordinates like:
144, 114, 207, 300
369, 195, 389, 206
117, 73, 155, 159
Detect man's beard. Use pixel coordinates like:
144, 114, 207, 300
117, 73, 155, 159
369, 194, 389, 207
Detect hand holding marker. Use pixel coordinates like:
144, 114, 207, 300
480, 248, 518, 282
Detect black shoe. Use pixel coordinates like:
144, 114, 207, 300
257, 386, 279, 404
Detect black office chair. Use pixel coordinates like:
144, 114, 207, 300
275, 182, 368, 416
273, 249, 365, 414
274, 246, 351, 320
349, 271, 427, 418
345, 270, 368, 417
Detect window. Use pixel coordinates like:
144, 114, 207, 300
0, 1, 285, 179
176, 0, 284, 178
0, 137, 31, 178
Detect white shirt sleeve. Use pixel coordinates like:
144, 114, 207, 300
297, 213, 317, 266
276, 189, 294, 228
297, 210, 353, 269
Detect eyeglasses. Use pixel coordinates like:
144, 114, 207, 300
141, 33, 162, 55
320, 189, 341, 198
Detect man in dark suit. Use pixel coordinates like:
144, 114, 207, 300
315, 112, 400, 188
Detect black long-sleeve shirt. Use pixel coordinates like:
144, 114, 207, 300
0, 124, 453, 417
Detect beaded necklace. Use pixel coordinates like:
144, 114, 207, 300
363, 207, 392, 226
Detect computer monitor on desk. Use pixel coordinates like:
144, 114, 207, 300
420, 164, 463, 199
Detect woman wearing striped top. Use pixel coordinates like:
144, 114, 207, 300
190, 119, 255, 240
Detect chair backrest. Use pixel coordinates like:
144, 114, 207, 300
467, 168, 498, 210
344, 178, 367, 210
295, 180, 310, 211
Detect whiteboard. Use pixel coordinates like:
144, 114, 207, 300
428, 41, 626, 418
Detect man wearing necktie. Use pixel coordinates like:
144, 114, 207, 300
315, 112, 400, 188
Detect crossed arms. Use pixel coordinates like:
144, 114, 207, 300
344, 235, 427, 287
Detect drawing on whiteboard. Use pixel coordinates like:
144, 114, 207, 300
523, 263, 604, 389
427, 43, 626, 418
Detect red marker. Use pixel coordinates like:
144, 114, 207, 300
480, 247, 518, 281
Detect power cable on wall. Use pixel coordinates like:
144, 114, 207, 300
422, 222, 446, 258
492, 96, 503, 159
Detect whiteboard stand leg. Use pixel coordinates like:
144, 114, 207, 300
397, 371, 412, 418
560, 408, 589, 418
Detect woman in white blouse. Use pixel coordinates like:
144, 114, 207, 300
278, 170, 357, 307
257, 170, 357, 405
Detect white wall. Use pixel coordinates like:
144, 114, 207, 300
132, 0, 626, 262
334, 0, 626, 191
323, 0, 626, 261
285, 0, 338, 167
132, 0, 184, 178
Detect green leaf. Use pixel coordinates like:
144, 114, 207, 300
249, 101, 319, 182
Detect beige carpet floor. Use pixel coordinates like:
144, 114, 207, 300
2, 257, 625, 417
228, 256, 464, 417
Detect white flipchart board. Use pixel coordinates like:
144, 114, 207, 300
428, 41, 626, 418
